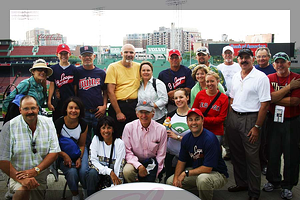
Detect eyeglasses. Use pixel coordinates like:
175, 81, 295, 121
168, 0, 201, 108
35, 69, 47, 73
169, 56, 179, 60
256, 55, 268, 59
81, 54, 93, 57
32, 140, 37, 154
139, 110, 151, 115
22, 107, 38, 112
273, 53, 290, 61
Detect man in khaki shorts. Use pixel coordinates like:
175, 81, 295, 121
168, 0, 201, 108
0, 95, 60, 200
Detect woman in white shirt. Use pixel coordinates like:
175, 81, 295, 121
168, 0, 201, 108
138, 61, 168, 124
86, 116, 126, 197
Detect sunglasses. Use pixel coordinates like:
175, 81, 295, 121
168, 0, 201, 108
32, 140, 37, 154
35, 68, 48, 73
273, 53, 289, 60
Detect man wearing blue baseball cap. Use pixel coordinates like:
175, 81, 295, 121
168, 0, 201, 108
263, 52, 300, 199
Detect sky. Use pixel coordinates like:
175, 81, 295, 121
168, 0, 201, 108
10, 10, 290, 47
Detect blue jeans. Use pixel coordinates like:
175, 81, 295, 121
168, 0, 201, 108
86, 168, 112, 197
58, 147, 89, 191
83, 111, 99, 149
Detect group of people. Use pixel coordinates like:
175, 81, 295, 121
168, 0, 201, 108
0, 43, 299, 200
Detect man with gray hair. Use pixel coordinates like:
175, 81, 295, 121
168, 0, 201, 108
122, 100, 167, 182
105, 44, 140, 137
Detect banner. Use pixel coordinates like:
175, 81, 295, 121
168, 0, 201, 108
146, 45, 167, 55
110, 46, 122, 55
228, 43, 267, 56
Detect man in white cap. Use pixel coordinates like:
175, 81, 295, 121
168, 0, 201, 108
217, 45, 241, 161
122, 100, 167, 183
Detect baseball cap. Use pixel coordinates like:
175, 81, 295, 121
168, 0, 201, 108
237, 48, 253, 57
222, 46, 234, 54
187, 108, 204, 118
168, 49, 181, 57
57, 44, 71, 54
273, 52, 290, 62
135, 100, 154, 112
196, 47, 210, 55
80, 46, 94, 55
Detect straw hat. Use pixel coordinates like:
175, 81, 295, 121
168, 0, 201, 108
29, 62, 53, 77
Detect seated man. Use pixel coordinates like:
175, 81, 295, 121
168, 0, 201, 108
122, 100, 167, 182
0, 95, 60, 200
167, 108, 228, 200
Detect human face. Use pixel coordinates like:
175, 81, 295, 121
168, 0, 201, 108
187, 113, 203, 136
196, 69, 206, 83
66, 101, 80, 119
100, 124, 113, 142
141, 64, 153, 81
237, 53, 254, 72
206, 75, 219, 93
273, 58, 291, 77
136, 110, 154, 128
168, 54, 182, 69
222, 50, 234, 65
174, 90, 189, 108
256, 49, 270, 68
79, 53, 95, 67
57, 51, 70, 64
121, 44, 136, 63
19, 97, 39, 123
32, 68, 47, 82
196, 53, 210, 65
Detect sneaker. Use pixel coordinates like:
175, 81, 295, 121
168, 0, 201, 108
263, 182, 280, 192
281, 189, 292, 199
72, 195, 80, 200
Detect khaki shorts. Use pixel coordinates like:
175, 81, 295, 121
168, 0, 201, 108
10, 168, 49, 200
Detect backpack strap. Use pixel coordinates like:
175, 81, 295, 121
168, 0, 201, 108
203, 91, 221, 117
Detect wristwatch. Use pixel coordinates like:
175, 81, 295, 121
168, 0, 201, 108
177, 135, 181, 140
254, 124, 262, 130
185, 169, 189, 177
34, 167, 40, 175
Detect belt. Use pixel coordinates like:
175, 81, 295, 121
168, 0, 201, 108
117, 99, 137, 103
87, 108, 98, 113
232, 109, 258, 115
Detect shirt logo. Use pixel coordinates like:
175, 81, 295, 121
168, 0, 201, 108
171, 76, 186, 89
55, 73, 74, 88
189, 145, 204, 160
79, 77, 101, 90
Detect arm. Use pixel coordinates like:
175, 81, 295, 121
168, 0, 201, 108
107, 83, 126, 122
153, 80, 168, 110
270, 77, 300, 103
111, 140, 126, 185
247, 101, 270, 144
217, 83, 225, 94
95, 89, 108, 118
75, 125, 88, 168
47, 81, 55, 111
172, 160, 186, 187
274, 97, 300, 107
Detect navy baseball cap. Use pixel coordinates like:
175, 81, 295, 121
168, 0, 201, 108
238, 48, 253, 57
80, 46, 94, 55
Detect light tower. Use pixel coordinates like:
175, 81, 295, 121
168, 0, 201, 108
93, 7, 105, 65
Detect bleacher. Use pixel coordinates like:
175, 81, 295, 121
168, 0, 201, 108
36, 46, 57, 55
10, 46, 34, 56
0, 45, 9, 50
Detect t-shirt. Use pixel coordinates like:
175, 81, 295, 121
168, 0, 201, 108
166, 110, 190, 157
192, 90, 228, 136
268, 72, 300, 118
217, 62, 241, 96
179, 129, 229, 178
48, 64, 78, 102
158, 65, 195, 93
105, 61, 140, 100
54, 116, 87, 140
77, 66, 107, 110
255, 64, 276, 75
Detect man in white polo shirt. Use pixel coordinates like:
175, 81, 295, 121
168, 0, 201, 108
226, 48, 271, 200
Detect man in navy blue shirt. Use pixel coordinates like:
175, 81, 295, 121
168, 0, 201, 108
166, 108, 228, 200
158, 49, 195, 112
77, 46, 108, 148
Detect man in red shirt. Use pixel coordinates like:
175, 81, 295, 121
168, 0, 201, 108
263, 52, 300, 200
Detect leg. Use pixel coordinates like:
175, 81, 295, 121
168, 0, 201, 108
59, 160, 79, 196
164, 153, 176, 182
123, 163, 138, 183
12, 186, 30, 200
86, 168, 101, 197
78, 147, 89, 190
196, 172, 228, 200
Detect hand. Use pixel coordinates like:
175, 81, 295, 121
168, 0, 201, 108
289, 77, 300, 90
167, 130, 177, 140
16, 168, 36, 180
138, 165, 148, 178
168, 90, 175, 101
95, 105, 107, 119
110, 171, 122, 185
63, 155, 72, 168
247, 127, 259, 144
116, 112, 126, 122
47, 102, 55, 111
176, 172, 186, 188
19, 177, 40, 190
75, 157, 82, 169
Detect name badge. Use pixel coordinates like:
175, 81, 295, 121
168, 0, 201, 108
274, 105, 285, 123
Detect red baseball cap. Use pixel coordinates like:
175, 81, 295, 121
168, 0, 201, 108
187, 108, 204, 118
57, 44, 71, 54
168, 49, 181, 57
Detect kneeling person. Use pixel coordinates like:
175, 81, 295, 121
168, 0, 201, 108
167, 108, 228, 200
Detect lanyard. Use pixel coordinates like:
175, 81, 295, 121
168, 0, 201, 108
276, 73, 289, 87
102, 141, 115, 159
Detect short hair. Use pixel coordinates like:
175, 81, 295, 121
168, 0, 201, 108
95, 116, 118, 141
206, 71, 220, 81
140, 61, 153, 73
20, 95, 37, 108
174, 87, 189, 97
191, 64, 209, 81
255, 47, 271, 57
61, 96, 85, 119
